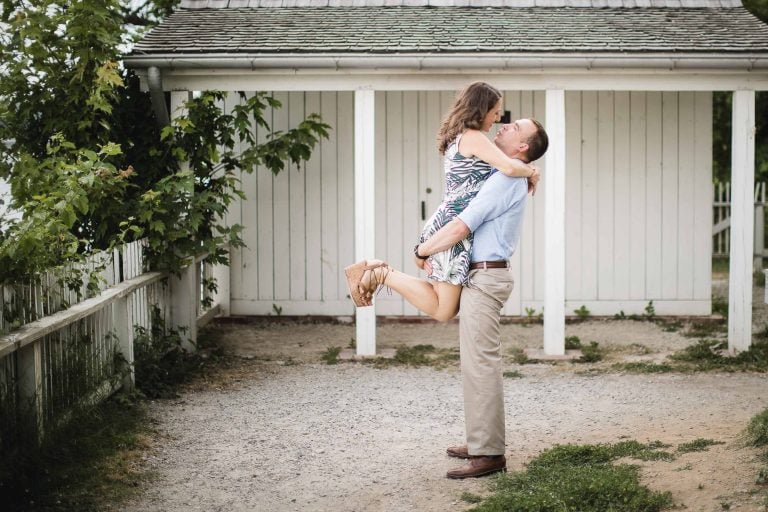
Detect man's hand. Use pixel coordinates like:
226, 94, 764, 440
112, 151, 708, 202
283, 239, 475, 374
414, 254, 427, 270
527, 166, 540, 195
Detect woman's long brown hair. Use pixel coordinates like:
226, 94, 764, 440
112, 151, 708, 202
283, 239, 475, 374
436, 82, 502, 154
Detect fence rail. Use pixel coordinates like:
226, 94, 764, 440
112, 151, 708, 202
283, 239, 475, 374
713, 182, 767, 261
0, 240, 221, 449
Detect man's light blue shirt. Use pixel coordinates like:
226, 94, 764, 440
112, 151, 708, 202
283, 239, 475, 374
457, 170, 528, 262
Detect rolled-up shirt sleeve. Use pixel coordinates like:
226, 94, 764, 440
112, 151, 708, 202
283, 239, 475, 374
458, 171, 523, 232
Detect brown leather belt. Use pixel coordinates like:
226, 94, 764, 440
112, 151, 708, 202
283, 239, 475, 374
469, 261, 508, 270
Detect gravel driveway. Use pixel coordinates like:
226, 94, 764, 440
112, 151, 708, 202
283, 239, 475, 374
122, 304, 768, 512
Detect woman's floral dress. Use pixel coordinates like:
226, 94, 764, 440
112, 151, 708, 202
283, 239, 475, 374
419, 134, 494, 285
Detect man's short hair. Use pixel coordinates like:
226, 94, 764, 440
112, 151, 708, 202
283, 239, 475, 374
526, 119, 549, 162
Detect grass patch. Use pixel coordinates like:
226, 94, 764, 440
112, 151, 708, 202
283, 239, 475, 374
510, 349, 530, 365
743, 407, 768, 493
503, 370, 523, 379
470, 442, 674, 511
744, 409, 768, 448
0, 398, 153, 511
677, 438, 725, 453
366, 345, 459, 369
670, 339, 768, 372
611, 362, 675, 374
321, 346, 342, 365
576, 341, 603, 363
461, 491, 483, 504
683, 321, 726, 339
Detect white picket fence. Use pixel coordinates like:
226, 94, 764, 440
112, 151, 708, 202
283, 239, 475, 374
0, 240, 220, 445
713, 182, 767, 263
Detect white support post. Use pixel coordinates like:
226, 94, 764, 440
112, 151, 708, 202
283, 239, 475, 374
544, 89, 567, 355
354, 89, 376, 356
18, 341, 43, 443
728, 90, 756, 353
168, 90, 197, 352
114, 295, 135, 391
170, 264, 198, 352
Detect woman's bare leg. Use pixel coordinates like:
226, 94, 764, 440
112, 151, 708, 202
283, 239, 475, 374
366, 266, 461, 321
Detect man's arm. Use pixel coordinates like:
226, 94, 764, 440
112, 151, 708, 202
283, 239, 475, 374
416, 217, 470, 258
414, 172, 525, 267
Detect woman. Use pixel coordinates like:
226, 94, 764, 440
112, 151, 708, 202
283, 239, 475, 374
345, 82, 539, 321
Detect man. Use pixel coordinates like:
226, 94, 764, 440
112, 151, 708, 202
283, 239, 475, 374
414, 118, 549, 479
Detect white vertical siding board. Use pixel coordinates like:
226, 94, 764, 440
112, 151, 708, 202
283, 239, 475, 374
613, 91, 631, 300
336, 92, 356, 305
693, 92, 713, 301
629, 91, 647, 300
503, 90, 524, 315
257, 94, 276, 301
564, 91, 582, 302
645, 92, 663, 300
288, 91, 308, 301
544, 89, 566, 355
272, 92, 291, 301
519, 90, 536, 304
728, 90, 755, 352
597, 91, 615, 300
401, 91, 421, 316
373, 92, 394, 313
580, 91, 599, 301
320, 92, 340, 302
305, 92, 324, 301
387, 92, 406, 313
532, 90, 547, 303
661, 92, 679, 299
676, 92, 696, 299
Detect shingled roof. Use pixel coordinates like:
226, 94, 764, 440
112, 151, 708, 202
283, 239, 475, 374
130, 0, 768, 57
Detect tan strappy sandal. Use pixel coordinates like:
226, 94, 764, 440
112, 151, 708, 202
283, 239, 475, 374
344, 260, 389, 307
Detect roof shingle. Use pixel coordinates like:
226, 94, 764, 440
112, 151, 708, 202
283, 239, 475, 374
131, 5, 768, 55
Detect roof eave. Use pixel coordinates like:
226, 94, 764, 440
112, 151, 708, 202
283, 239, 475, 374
123, 52, 768, 71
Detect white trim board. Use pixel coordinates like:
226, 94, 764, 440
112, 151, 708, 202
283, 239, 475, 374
148, 71, 768, 92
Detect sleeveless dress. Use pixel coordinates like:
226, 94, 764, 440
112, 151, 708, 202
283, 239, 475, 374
419, 134, 494, 285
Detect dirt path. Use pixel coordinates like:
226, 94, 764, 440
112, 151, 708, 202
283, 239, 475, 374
121, 315, 768, 512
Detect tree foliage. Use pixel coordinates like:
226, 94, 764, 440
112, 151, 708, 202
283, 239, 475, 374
0, 0, 329, 286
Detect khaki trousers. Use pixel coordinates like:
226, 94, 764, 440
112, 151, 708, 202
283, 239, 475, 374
459, 268, 514, 456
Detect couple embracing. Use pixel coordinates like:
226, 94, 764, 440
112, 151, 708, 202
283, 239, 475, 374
345, 82, 549, 479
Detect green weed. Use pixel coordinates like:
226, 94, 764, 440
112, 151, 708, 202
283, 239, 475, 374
611, 362, 674, 374
565, 335, 582, 349
574, 305, 591, 321
644, 301, 656, 319
677, 438, 725, 453
469, 442, 674, 511
503, 370, 523, 379
576, 342, 603, 363
321, 346, 341, 365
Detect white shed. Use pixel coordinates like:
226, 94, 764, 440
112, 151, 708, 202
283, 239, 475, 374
125, 0, 768, 355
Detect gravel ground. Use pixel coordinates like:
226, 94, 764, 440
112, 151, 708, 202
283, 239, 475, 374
121, 278, 768, 512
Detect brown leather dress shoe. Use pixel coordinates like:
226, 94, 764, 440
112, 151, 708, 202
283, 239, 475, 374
446, 455, 506, 479
446, 445, 472, 459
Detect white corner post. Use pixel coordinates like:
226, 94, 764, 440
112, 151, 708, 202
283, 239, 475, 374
354, 89, 376, 356
544, 89, 566, 355
728, 90, 756, 353
168, 90, 197, 352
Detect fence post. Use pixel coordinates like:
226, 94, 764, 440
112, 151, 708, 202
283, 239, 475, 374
17, 341, 43, 444
114, 295, 135, 391
170, 263, 197, 352
755, 201, 764, 272
212, 257, 230, 317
